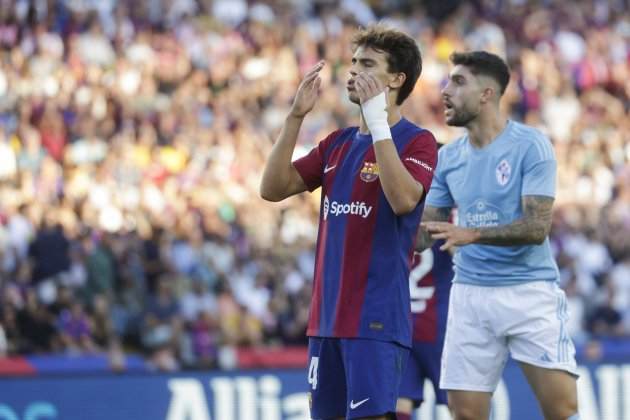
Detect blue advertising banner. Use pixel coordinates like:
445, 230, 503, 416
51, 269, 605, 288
0, 361, 627, 420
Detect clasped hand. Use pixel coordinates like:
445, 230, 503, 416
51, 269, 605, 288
421, 222, 478, 251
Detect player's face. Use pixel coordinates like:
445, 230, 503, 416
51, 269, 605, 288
347, 46, 392, 104
441, 65, 483, 127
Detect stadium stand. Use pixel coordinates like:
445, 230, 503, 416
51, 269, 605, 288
0, 0, 627, 373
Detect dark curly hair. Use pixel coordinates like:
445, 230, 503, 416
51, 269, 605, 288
351, 25, 422, 105
450, 51, 510, 95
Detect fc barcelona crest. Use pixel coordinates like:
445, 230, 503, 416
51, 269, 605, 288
360, 161, 379, 182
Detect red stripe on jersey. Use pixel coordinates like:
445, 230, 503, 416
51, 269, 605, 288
412, 273, 438, 341
332, 148, 380, 336
307, 140, 352, 336
307, 220, 326, 335
400, 131, 437, 201
293, 129, 345, 192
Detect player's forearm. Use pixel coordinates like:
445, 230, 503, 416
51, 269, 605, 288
373, 140, 423, 215
470, 195, 553, 246
361, 92, 421, 214
259, 114, 304, 201
471, 217, 548, 246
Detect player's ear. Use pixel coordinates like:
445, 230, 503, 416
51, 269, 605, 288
388, 72, 405, 90
480, 86, 495, 104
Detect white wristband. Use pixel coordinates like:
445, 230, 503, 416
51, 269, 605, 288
361, 92, 391, 143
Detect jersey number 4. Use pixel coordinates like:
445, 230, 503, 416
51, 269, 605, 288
409, 249, 436, 314
307, 356, 319, 390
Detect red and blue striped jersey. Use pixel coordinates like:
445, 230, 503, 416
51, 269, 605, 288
293, 118, 437, 347
409, 240, 454, 343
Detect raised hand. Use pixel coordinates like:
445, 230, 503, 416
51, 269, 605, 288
289, 61, 325, 118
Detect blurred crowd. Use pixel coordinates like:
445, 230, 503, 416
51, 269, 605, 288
0, 0, 627, 370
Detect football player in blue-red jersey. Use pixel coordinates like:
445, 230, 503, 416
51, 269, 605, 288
396, 237, 453, 420
260, 25, 438, 420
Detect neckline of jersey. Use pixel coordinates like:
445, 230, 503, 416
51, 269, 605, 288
465, 119, 513, 155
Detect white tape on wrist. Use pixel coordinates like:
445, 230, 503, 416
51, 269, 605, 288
361, 92, 391, 143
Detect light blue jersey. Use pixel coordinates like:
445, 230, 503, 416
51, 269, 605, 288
426, 120, 560, 286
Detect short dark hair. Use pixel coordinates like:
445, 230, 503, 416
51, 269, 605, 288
450, 51, 510, 95
351, 25, 422, 105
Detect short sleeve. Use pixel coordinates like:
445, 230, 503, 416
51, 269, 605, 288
400, 130, 438, 201
426, 146, 455, 208
522, 135, 556, 198
292, 130, 341, 192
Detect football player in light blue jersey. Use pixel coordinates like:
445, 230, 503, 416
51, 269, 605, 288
417, 51, 579, 420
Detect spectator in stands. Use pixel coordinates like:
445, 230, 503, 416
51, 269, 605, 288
17, 289, 59, 353
587, 279, 626, 337
189, 310, 219, 368
28, 214, 70, 302
58, 301, 98, 353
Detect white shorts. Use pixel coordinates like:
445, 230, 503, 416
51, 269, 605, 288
440, 281, 578, 393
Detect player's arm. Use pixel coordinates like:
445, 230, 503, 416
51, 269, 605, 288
259, 114, 309, 201
259, 62, 324, 202
423, 195, 554, 250
471, 195, 553, 245
354, 72, 426, 215
415, 206, 451, 252
373, 140, 425, 215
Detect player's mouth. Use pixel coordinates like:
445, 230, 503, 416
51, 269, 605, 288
443, 101, 455, 117
346, 80, 355, 91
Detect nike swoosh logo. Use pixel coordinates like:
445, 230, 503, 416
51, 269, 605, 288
349, 398, 369, 409
324, 165, 336, 174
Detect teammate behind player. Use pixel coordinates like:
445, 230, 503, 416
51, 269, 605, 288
260, 25, 437, 420
418, 51, 579, 420
396, 235, 453, 420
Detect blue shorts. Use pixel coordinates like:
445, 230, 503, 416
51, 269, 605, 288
307, 337, 409, 419
398, 341, 447, 406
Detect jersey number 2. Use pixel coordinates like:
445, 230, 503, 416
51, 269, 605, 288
409, 249, 435, 314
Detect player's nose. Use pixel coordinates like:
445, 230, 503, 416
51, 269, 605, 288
440, 81, 452, 96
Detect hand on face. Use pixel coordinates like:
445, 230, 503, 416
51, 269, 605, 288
290, 61, 324, 118
353, 71, 388, 105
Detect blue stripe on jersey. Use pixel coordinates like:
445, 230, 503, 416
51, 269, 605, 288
318, 129, 370, 335
322, 127, 354, 163
357, 121, 426, 346
318, 150, 347, 333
